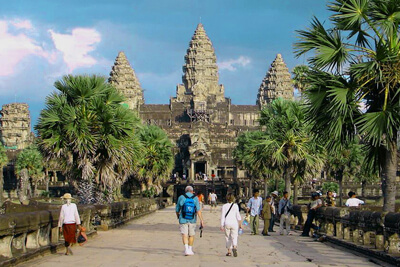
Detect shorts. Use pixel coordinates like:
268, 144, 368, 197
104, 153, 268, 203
211, 201, 217, 207
179, 223, 196, 236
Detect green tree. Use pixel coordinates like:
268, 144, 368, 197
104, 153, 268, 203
0, 145, 8, 205
294, 0, 400, 211
325, 141, 363, 206
292, 65, 310, 94
15, 146, 44, 201
259, 99, 323, 198
136, 125, 174, 195
35, 75, 142, 203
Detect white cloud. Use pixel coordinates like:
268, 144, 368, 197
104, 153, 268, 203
218, 56, 251, 71
11, 19, 33, 30
49, 28, 101, 72
0, 20, 50, 76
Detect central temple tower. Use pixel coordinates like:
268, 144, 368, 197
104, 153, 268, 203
176, 23, 225, 107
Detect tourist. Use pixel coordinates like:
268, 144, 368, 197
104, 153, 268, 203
301, 192, 323, 237
197, 191, 205, 211
325, 191, 336, 207
176, 186, 204, 256
261, 195, 273, 236
58, 193, 81, 255
269, 191, 278, 233
278, 191, 292, 235
246, 189, 263, 235
220, 193, 242, 257
208, 191, 218, 212
345, 191, 365, 207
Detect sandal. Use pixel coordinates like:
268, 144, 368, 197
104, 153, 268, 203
226, 252, 232, 256
232, 248, 238, 257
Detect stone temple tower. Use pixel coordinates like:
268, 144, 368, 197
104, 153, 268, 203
0, 103, 32, 150
257, 54, 293, 107
176, 23, 225, 106
109, 51, 144, 110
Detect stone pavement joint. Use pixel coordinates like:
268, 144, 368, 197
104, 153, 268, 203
17, 206, 391, 267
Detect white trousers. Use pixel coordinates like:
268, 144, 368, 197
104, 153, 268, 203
224, 225, 238, 249
279, 214, 291, 235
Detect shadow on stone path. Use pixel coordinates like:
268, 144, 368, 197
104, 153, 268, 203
16, 205, 390, 267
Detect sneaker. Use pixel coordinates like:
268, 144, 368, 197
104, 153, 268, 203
185, 248, 194, 256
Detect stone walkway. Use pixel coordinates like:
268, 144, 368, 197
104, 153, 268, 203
18, 205, 389, 267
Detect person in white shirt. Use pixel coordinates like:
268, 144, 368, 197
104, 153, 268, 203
345, 191, 365, 207
220, 193, 242, 257
58, 193, 81, 255
208, 191, 218, 212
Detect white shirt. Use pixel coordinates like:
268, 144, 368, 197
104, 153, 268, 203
221, 203, 241, 228
310, 199, 323, 209
58, 203, 81, 227
209, 193, 217, 202
345, 198, 364, 207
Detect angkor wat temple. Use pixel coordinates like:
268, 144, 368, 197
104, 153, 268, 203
108, 23, 294, 193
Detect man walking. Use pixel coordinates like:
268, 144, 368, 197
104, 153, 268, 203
246, 189, 263, 235
278, 191, 292, 235
176, 186, 204, 256
208, 191, 218, 212
269, 191, 278, 232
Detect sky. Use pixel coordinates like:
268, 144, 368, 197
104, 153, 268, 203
0, 0, 331, 129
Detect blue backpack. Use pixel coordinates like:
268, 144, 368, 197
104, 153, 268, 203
182, 194, 197, 220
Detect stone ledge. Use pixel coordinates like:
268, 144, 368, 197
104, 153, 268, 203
325, 235, 400, 266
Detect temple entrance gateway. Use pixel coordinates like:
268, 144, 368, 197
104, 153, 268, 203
194, 161, 206, 179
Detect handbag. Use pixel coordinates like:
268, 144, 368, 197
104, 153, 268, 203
77, 234, 86, 243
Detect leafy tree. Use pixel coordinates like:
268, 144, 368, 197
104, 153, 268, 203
322, 182, 339, 194
15, 146, 44, 201
292, 65, 311, 94
0, 145, 8, 205
294, 0, 400, 211
35, 75, 142, 203
136, 125, 174, 195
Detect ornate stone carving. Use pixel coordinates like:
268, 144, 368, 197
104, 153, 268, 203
109, 51, 144, 110
257, 53, 293, 107
0, 103, 32, 150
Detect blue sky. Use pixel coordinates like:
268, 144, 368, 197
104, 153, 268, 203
0, 0, 331, 128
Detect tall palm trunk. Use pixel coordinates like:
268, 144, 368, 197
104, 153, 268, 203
293, 180, 299, 205
284, 164, 292, 196
361, 180, 366, 198
337, 170, 343, 206
264, 176, 269, 198
382, 140, 397, 212
249, 176, 253, 198
0, 167, 4, 206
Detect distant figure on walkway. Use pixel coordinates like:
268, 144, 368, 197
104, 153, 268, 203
301, 192, 323, 237
262, 195, 273, 236
325, 191, 336, 207
345, 191, 365, 207
269, 191, 279, 233
220, 193, 242, 257
58, 193, 81, 255
197, 191, 205, 211
278, 191, 292, 235
208, 191, 218, 212
176, 186, 204, 256
246, 189, 263, 235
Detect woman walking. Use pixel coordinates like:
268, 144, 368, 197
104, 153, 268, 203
220, 193, 242, 257
58, 193, 82, 255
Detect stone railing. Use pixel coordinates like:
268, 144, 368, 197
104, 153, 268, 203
0, 197, 172, 265
291, 205, 400, 264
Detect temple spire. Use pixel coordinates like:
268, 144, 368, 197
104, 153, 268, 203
257, 53, 293, 107
109, 51, 144, 110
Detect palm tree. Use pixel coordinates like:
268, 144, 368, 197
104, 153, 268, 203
35, 75, 142, 203
136, 125, 174, 195
325, 140, 364, 206
294, 0, 400, 211
292, 65, 310, 94
258, 99, 322, 197
0, 145, 8, 205
14, 146, 44, 200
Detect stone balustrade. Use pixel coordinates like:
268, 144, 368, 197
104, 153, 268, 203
292, 205, 400, 258
0, 197, 172, 265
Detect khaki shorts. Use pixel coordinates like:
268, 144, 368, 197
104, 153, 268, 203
179, 223, 196, 236
211, 201, 217, 207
